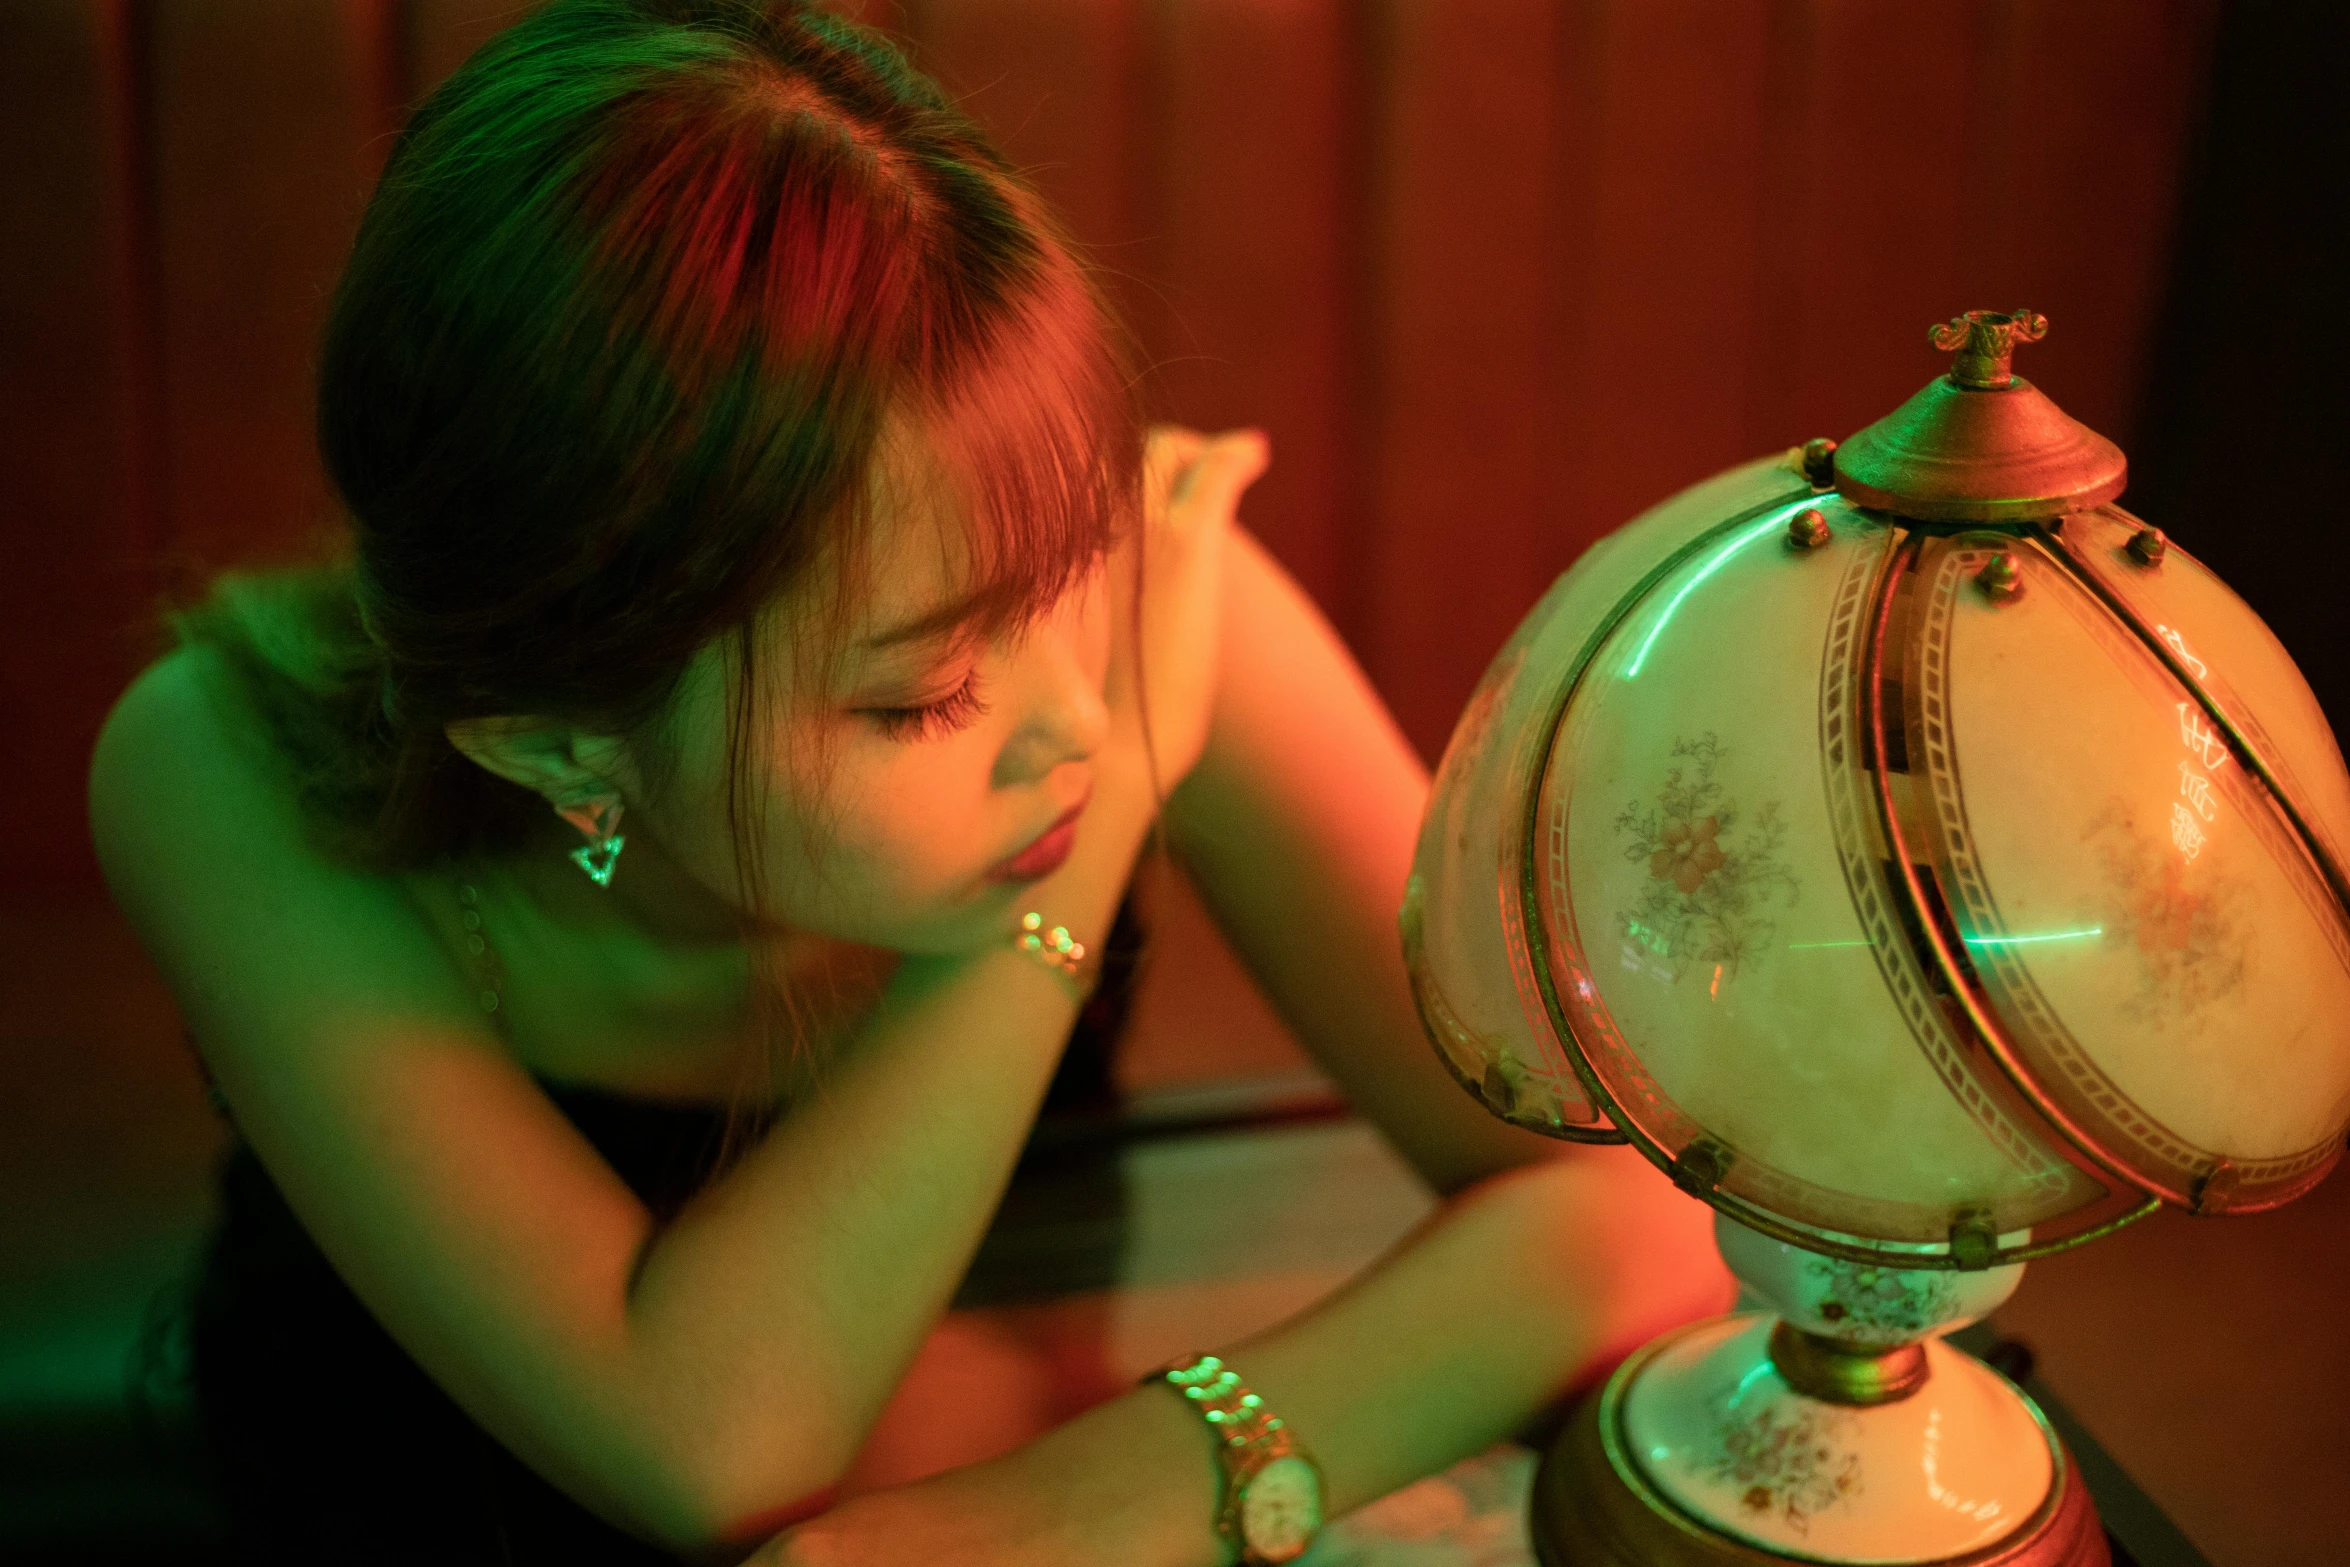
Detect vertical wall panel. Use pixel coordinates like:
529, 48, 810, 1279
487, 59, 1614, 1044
0, 0, 148, 893
343, 0, 412, 175
1962, 0, 2216, 445
1747, 0, 2214, 477
1147, 0, 1358, 615
1742, 0, 1984, 453
410, 0, 520, 99
1553, 0, 1774, 569
150, 0, 377, 571
1358, 0, 1569, 759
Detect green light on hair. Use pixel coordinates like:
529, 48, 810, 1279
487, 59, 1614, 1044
1620, 505, 1811, 681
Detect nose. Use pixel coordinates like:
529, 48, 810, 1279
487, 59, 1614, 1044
990, 624, 1108, 791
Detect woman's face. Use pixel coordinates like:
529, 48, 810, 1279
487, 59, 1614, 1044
628, 470, 1115, 955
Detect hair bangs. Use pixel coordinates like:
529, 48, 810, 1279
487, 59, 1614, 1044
904, 218, 1141, 640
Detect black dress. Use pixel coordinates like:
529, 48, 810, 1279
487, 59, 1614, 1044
188, 904, 1141, 1564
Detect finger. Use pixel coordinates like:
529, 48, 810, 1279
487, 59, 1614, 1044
1144, 428, 1210, 517
1146, 425, 1209, 476
1170, 428, 1271, 515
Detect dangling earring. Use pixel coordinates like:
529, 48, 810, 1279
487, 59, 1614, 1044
555, 795, 626, 888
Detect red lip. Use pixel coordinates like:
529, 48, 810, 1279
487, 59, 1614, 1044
991, 798, 1087, 883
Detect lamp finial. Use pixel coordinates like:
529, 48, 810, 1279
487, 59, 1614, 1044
1930, 307, 2049, 389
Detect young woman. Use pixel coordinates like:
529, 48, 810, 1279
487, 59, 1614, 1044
89, 3, 1727, 1561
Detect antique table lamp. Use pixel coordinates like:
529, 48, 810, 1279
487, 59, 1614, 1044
1403, 310, 2350, 1565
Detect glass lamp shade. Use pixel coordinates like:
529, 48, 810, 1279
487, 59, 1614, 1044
1404, 340, 2350, 1270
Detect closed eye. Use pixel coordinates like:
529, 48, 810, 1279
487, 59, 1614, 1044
859, 670, 988, 742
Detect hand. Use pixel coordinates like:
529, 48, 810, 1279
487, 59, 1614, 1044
744, 1377, 1224, 1567
1103, 425, 1270, 793
744, 1451, 1093, 1567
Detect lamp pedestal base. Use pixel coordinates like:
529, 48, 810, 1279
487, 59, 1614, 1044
1530, 1317, 2107, 1567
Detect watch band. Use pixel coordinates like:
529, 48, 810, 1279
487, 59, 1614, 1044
1149, 1353, 1325, 1565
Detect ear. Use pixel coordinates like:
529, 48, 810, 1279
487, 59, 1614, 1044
445, 715, 630, 808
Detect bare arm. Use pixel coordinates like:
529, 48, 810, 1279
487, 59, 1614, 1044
765, 512, 1733, 1567
1165, 526, 1565, 1193
90, 647, 1159, 1551
766, 1144, 1727, 1567
88, 428, 1253, 1551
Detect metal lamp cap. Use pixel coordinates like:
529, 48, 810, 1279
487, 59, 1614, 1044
1833, 309, 2128, 524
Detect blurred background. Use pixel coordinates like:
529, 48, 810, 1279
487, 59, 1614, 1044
2, 0, 2344, 1562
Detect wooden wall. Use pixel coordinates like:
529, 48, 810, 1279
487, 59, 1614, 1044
0, 0, 2219, 894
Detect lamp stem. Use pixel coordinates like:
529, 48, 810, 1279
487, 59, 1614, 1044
1764, 1320, 1930, 1406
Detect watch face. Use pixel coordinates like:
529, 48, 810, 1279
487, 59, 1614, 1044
1239, 1454, 1324, 1562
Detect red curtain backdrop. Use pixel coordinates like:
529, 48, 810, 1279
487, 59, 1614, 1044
0, 0, 2219, 894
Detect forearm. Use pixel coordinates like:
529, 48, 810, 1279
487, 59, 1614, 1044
1045, 1166, 1648, 1567
1131, 1149, 1727, 1542
767, 1147, 1731, 1566
619, 953, 1086, 1521
612, 772, 1158, 1536
1168, 531, 1562, 1193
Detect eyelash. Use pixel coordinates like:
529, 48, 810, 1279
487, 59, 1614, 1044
863, 670, 988, 742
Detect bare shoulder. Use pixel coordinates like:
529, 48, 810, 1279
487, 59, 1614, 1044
84, 653, 674, 1527
89, 645, 483, 1075
91, 648, 274, 869
91, 644, 323, 917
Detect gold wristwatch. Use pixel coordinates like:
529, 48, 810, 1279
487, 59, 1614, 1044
1148, 1353, 1326, 1565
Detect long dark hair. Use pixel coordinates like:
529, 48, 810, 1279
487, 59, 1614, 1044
183, 0, 1139, 890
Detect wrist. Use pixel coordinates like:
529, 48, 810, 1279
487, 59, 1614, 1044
1146, 1355, 1325, 1566
1005, 1384, 1233, 1567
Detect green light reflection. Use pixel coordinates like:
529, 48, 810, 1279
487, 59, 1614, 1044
1620, 504, 1810, 681
1963, 928, 2103, 947
1788, 928, 2101, 952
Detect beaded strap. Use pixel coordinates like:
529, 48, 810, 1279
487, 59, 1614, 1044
456, 880, 512, 1038
1149, 1352, 1323, 1565
1159, 1354, 1287, 1451
1015, 910, 1099, 998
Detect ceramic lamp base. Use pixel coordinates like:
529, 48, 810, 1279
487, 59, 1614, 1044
1530, 1318, 2107, 1567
